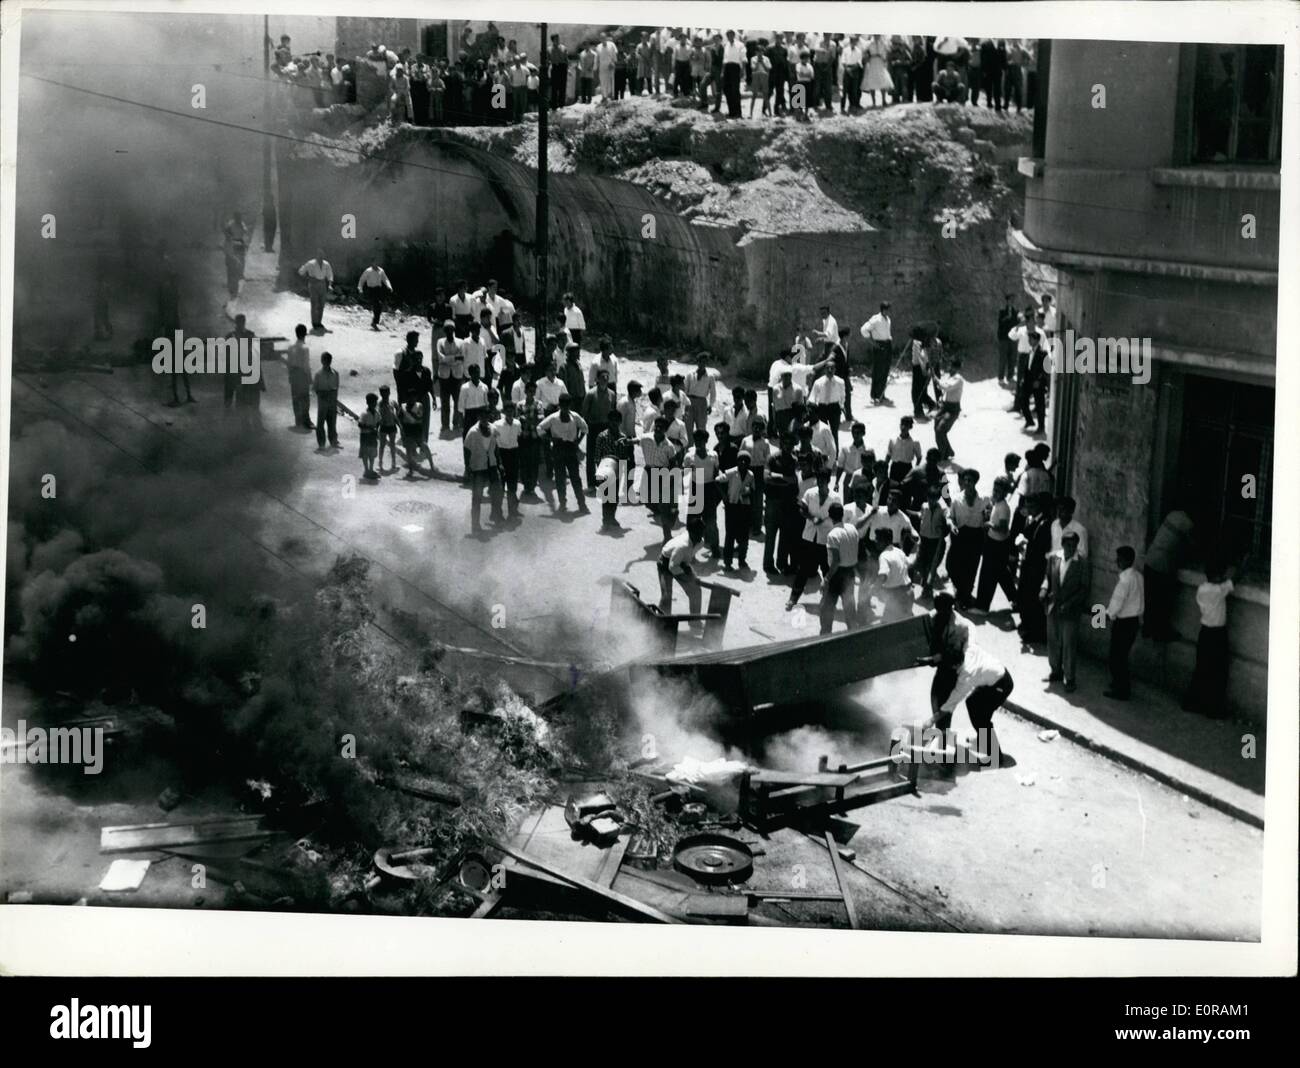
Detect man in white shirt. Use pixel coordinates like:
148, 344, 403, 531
816, 304, 839, 350
539, 395, 589, 512
658, 522, 705, 615
769, 368, 806, 438
819, 502, 859, 634
684, 354, 716, 438
807, 408, 838, 466
450, 280, 474, 337
1049, 495, 1089, 557
934, 639, 1012, 768
787, 468, 841, 611
562, 292, 586, 345
1183, 560, 1234, 718
588, 336, 619, 388
1104, 545, 1144, 700
536, 366, 569, 414
874, 527, 914, 623
297, 248, 333, 331
357, 260, 393, 330
934, 359, 966, 461
860, 300, 893, 403
973, 476, 1018, 614
867, 490, 917, 552
722, 30, 745, 116
809, 363, 846, 439
1040, 293, 1058, 338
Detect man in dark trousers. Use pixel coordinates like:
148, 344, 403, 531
769, 33, 788, 115
548, 34, 569, 109
979, 38, 1005, 112
997, 293, 1019, 385
1104, 545, 1144, 700
1043, 530, 1090, 692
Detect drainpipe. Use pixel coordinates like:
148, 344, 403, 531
536, 21, 550, 336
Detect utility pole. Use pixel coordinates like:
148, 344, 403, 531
261, 14, 278, 253
536, 22, 550, 337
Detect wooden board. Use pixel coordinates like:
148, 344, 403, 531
100, 816, 274, 854
824, 830, 860, 930
749, 770, 863, 789
501, 805, 628, 890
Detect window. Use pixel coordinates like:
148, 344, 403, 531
1190, 44, 1283, 164
1175, 375, 1273, 577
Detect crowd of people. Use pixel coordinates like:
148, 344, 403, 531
256, 262, 1233, 723
269, 26, 1037, 127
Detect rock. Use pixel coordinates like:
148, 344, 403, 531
952, 126, 977, 145
1036, 729, 1059, 742
157, 786, 182, 811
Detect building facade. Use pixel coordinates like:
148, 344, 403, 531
1012, 40, 1281, 722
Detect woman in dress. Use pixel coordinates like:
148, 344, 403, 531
863, 34, 893, 107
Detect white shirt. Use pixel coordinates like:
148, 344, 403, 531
868, 508, 915, 547
539, 411, 588, 442
861, 313, 892, 342
1042, 305, 1058, 332
299, 259, 333, 282
801, 487, 843, 544
1008, 323, 1032, 354
461, 338, 487, 376
564, 304, 586, 331
877, 545, 912, 589
809, 376, 845, 407
685, 369, 716, 402
1050, 518, 1089, 557
940, 373, 965, 404
723, 41, 746, 64
886, 436, 920, 465
809, 422, 837, 462
588, 355, 619, 387
941, 643, 1007, 713
819, 313, 839, 344
492, 419, 521, 449
640, 404, 661, 433
495, 297, 516, 326
1107, 567, 1145, 620
457, 381, 489, 412
358, 266, 391, 291
536, 377, 569, 409
728, 406, 753, 438
826, 523, 860, 571
841, 44, 864, 66
1196, 579, 1234, 628
661, 531, 697, 575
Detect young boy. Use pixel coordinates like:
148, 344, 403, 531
399, 398, 432, 478
358, 392, 381, 480
377, 385, 400, 472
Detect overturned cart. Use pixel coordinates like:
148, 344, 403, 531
627, 613, 935, 726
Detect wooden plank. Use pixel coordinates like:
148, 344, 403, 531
487, 839, 683, 924
100, 816, 274, 854
751, 770, 863, 788
591, 833, 631, 889
824, 830, 860, 931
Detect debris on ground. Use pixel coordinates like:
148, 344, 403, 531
1016, 772, 1037, 787
98, 859, 151, 892
1037, 729, 1060, 742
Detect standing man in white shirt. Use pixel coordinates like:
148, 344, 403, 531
562, 292, 586, 347
435, 320, 464, 432
860, 301, 893, 404
1183, 559, 1234, 718
684, 353, 716, 439
596, 33, 618, 101
819, 502, 859, 633
809, 362, 846, 440
787, 467, 842, 611
297, 248, 333, 332
722, 30, 745, 116
933, 359, 966, 461
588, 336, 619, 388
1049, 495, 1089, 557
357, 260, 393, 330
874, 528, 915, 623
1104, 545, 1144, 700
539, 394, 590, 512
